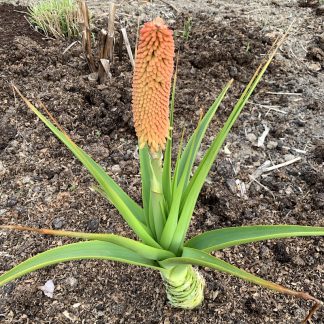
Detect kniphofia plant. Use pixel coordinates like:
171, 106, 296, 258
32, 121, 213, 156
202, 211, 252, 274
1, 18, 323, 322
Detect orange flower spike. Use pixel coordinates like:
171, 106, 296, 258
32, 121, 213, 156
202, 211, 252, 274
132, 17, 175, 152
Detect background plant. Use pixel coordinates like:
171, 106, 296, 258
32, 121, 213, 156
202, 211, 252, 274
183, 17, 192, 41
28, 0, 80, 38
0, 18, 323, 322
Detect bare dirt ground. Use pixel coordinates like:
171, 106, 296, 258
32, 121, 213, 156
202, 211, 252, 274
0, 0, 323, 323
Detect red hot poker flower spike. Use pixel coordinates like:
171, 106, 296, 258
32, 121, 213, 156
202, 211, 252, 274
132, 17, 175, 152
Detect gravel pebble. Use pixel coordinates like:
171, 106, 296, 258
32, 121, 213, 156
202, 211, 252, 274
52, 218, 65, 229
111, 164, 121, 173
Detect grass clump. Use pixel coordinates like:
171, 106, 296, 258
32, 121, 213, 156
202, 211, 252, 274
28, 0, 80, 38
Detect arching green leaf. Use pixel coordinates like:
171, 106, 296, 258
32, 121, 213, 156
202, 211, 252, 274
13, 87, 160, 248
185, 225, 324, 252
1, 225, 175, 260
0, 240, 162, 287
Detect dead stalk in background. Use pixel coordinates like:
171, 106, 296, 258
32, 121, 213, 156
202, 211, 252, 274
121, 27, 135, 68
98, 2, 116, 83
79, 0, 95, 72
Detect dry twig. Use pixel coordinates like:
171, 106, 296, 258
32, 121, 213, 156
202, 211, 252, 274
98, 2, 116, 83
121, 27, 135, 68
263, 157, 302, 173
79, 0, 96, 72
159, 0, 179, 13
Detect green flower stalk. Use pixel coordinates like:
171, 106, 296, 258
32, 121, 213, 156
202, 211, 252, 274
1, 18, 323, 322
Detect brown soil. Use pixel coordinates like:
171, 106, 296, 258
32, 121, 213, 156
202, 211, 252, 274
0, 2, 323, 324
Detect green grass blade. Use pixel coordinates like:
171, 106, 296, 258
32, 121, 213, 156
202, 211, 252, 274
174, 80, 233, 189
171, 37, 286, 253
0, 225, 175, 260
14, 87, 160, 248
162, 69, 177, 209
185, 225, 324, 252
0, 240, 162, 287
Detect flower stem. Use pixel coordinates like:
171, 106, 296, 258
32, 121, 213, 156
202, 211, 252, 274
150, 151, 166, 241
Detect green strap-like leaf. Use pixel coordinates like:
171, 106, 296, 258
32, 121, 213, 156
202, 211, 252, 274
160, 126, 199, 251
0, 225, 175, 260
14, 88, 160, 248
185, 225, 324, 252
0, 240, 162, 287
162, 69, 177, 210
161, 247, 297, 294
171, 128, 186, 197
174, 80, 233, 190
171, 39, 284, 253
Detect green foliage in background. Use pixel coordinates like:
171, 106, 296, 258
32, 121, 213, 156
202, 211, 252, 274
28, 0, 80, 38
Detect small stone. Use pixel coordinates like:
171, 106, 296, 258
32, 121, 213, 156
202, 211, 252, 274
226, 179, 237, 194
0, 161, 6, 176
22, 176, 31, 184
229, 66, 238, 77
284, 154, 295, 161
260, 245, 271, 259
111, 164, 121, 173
66, 277, 78, 287
292, 255, 306, 266
307, 47, 324, 61
87, 219, 99, 231
72, 303, 81, 308
3, 282, 15, 294
52, 218, 64, 229
267, 141, 278, 149
33, 186, 41, 193
246, 133, 257, 143
88, 72, 98, 82
285, 186, 294, 195
294, 119, 306, 127
307, 62, 321, 72
276, 141, 284, 151
97, 311, 105, 318
96, 303, 105, 311
6, 197, 18, 207
273, 242, 291, 263
16, 206, 26, 215
316, 5, 324, 15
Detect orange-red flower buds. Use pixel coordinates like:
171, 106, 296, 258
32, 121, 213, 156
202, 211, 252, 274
132, 17, 174, 152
